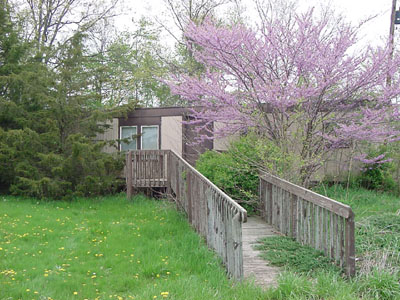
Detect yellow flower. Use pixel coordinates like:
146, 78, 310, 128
73, 291, 78, 295
26, 289, 30, 292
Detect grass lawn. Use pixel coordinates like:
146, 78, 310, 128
0, 194, 266, 300
257, 185, 400, 300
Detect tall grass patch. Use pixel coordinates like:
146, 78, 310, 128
0, 194, 267, 300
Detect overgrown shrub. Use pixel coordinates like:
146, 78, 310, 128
354, 146, 396, 192
197, 133, 295, 213
0, 130, 124, 199
196, 143, 259, 213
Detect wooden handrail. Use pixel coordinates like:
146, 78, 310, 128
260, 172, 355, 276
261, 173, 352, 218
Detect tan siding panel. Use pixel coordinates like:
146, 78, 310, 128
96, 118, 119, 153
213, 121, 239, 151
161, 116, 183, 156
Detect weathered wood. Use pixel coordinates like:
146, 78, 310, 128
260, 173, 356, 276
291, 194, 297, 238
261, 173, 352, 218
268, 182, 273, 224
345, 212, 356, 276
242, 217, 279, 286
126, 151, 132, 199
167, 150, 247, 280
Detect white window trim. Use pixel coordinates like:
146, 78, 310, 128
141, 125, 159, 150
120, 126, 137, 151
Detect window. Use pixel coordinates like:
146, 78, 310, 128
120, 126, 137, 151
141, 126, 159, 150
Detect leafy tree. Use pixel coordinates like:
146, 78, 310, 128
86, 19, 175, 107
167, 5, 400, 185
12, 0, 121, 63
0, 2, 125, 198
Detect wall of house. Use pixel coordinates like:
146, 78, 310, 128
95, 118, 119, 153
161, 116, 183, 156
213, 121, 239, 151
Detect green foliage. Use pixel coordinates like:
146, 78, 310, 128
354, 146, 397, 192
0, 9, 126, 199
265, 271, 359, 300
256, 236, 341, 274
196, 136, 259, 213
358, 270, 400, 300
197, 133, 297, 213
0, 130, 124, 199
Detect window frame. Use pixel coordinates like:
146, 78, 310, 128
120, 126, 138, 151
140, 125, 160, 150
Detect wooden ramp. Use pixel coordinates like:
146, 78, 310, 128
243, 216, 280, 287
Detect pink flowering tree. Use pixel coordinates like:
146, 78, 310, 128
167, 7, 400, 184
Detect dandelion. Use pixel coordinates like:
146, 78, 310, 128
73, 291, 78, 295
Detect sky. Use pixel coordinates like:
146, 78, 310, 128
119, 0, 396, 48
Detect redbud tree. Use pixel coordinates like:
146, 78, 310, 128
167, 7, 400, 184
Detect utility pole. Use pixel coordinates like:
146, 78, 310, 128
387, 0, 397, 86
390, 0, 397, 55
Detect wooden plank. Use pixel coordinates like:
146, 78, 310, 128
330, 211, 334, 259
268, 182, 273, 224
259, 180, 266, 220
297, 197, 302, 244
335, 214, 340, 263
282, 190, 286, 236
226, 205, 234, 276
187, 170, 192, 223
291, 194, 297, 238
305, 201, 310, 245
261, 174, 352, 218
345, 212, 356, 276
126, 151, 132, 199
232, 212, 243, 279
340, 216, 345, 268
295, 196, 300, 242
310, 203, 315, 248
324, 209, 330, 257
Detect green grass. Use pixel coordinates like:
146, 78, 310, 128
257, 185, 400, 300
314, 184, 400, 219
256, 236, 340, 274
0, 194, 266, 300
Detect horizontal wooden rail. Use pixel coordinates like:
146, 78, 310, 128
260, 173, 355, 276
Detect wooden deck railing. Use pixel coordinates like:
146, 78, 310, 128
259, 173, 355, 276
126, 150, 169, 197
126, 150, 247, 279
